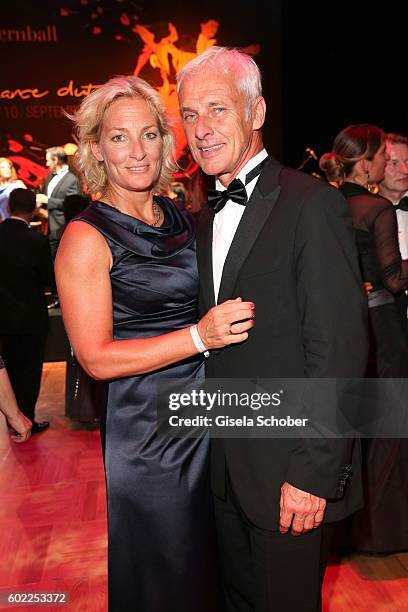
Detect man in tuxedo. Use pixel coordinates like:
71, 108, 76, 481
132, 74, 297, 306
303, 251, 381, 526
36, 146, 82, 258
379, 133, 408, 333
0, 189, 54, 434
177, 47, 368, 611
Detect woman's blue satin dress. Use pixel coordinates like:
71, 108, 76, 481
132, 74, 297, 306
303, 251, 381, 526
74, 198, 215, 612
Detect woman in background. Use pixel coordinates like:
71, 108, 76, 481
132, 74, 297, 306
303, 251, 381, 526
320, 124, 408, 554
320, 124, 408, 377
0, 158, 26, 221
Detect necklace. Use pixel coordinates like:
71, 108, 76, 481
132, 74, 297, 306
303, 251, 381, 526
102, 192, 162, 227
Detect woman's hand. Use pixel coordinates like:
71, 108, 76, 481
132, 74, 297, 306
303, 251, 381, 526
7, 412, 32, 443
56, 223, 254, 378
197, 298, 255, 350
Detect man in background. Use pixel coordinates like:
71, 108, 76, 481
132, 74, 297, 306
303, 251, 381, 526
0, 189, 54, 433
379, 133, 408, 332
36, 146, 82, 258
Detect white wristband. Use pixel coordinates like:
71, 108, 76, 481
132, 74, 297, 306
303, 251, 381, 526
190, 325, 210, 358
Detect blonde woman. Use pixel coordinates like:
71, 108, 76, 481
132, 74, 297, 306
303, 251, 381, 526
56, 75, 254, 611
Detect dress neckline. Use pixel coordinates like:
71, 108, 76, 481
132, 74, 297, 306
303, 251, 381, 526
340, 182, 370, 198
95, 196, 171, 231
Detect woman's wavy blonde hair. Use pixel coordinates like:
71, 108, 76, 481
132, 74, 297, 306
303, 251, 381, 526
71, 75, 175, 195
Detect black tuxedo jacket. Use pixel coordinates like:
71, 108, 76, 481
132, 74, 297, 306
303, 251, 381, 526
43, 171, 82, 239
197, 157, 368, 529
0, 219, 54, 335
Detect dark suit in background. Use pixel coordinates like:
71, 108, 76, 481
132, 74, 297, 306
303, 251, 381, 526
0, 218, 54, 421
43, 171, 82, 257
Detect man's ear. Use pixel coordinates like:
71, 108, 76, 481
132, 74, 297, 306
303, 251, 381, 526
252, 96, 266, 131
91, 141, 104, 162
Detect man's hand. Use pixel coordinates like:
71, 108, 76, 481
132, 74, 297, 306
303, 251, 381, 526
36, 207, 48, 220
279, 482, 326, 536
36, 193, 48, 206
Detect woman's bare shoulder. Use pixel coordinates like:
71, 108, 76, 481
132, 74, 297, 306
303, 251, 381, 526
56, 220, 111, 271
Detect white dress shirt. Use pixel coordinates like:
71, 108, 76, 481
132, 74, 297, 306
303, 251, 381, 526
391, 191, 408, 320
394, 191, 408, 260
47, 165, 69, 198
212, 149, 268, 301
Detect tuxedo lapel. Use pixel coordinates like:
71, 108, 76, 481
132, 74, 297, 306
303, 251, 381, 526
197, 204, 216, 311
51, 172, 70, 197
217, 158, 282, 305
43, 173, 53, 193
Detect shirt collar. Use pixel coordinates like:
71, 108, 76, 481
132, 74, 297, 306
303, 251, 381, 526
215, 149, 268, 191
9, 216, 30, 226
55, 165, 69, 176
397, 190, 408, 205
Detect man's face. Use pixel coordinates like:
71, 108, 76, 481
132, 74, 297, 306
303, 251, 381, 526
46, 152, 57, 172
382, 142, 408, 197
178, 69, 265, 185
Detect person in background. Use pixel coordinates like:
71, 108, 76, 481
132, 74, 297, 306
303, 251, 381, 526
379, 133, 408, 333
0, 356, 32, 442
36, 146, 82, 258
61, 193, 100, 424
320, 124, 408, 555
62, 194, 91, 224
167, 180, 188, 207
320, 124, 408, 377
188, 168, 213, 212
0, 188, 54, 435
0, 157, 26, 222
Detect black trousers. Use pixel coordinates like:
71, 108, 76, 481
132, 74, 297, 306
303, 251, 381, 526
214, 473, 333, 612
0, 333, 46, 421
49, 236, 60, 261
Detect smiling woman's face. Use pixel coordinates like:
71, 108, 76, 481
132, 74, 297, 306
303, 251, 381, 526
91, 96, 163, 194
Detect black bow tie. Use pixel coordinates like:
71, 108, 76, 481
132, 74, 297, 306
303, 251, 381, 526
207, 157, 268, 213
207, 178, 247, 212
395, 197, 408, 212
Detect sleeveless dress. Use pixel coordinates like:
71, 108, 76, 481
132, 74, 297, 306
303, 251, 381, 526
74, 198, 215, 611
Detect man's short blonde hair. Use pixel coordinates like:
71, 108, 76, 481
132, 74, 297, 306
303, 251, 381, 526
177, 46, 262, 119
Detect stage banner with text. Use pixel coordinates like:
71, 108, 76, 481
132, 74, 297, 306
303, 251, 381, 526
0, 0, 281, 188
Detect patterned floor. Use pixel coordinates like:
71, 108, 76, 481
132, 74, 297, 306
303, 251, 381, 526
0, 362, 407, 611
